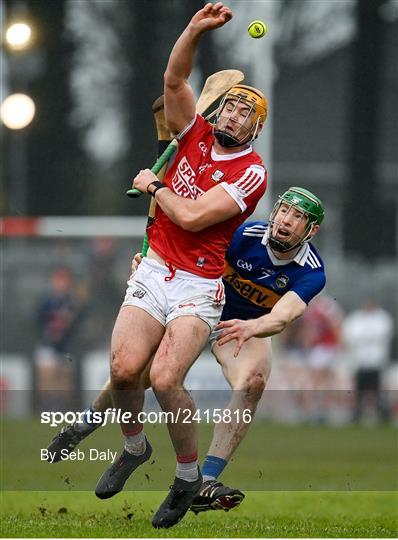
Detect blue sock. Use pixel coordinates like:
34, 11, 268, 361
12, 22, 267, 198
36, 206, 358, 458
201, 455, 228, 481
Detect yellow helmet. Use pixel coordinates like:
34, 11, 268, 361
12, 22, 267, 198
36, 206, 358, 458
213, 84, 268, 147
225, 85, 268, 124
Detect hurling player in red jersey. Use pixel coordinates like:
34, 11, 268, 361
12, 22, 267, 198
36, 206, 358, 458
94, 2, 268, 528
46, 188, 326, 516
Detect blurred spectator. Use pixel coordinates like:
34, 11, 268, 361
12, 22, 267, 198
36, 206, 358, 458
299, 294, 344, 387
342, 298, 394, 423
272, 295, 346, 422
80, 237, 121, 349
277, 316, 304, 356
89, 237, 117, 295
34, 267, 84, 407
295, 294, 344, 421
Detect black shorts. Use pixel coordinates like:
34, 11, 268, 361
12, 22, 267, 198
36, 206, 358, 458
356, 368, 381, 391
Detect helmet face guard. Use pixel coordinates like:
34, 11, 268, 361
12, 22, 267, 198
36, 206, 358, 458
268, 187, 325, 252
213, 85, 267, 148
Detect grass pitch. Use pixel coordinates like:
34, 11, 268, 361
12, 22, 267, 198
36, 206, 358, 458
1, 490, 397, 537
1, 419, 397, 537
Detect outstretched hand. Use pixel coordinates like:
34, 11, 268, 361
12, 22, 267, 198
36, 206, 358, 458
191, 2, 232, 33
216, 318, 258, 357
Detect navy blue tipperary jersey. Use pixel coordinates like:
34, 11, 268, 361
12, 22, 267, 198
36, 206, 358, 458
221, 221, 326, 321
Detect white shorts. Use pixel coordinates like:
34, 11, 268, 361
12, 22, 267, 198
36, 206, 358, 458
307, 346, 337, 369
209, 328, 223, 349
122, 258, 225, 331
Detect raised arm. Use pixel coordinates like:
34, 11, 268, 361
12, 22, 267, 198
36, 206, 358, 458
164, 2, 232, 134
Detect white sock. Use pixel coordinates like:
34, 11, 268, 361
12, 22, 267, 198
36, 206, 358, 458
203, 474, 217, 482
74, 407, 101, 434
124, 430, 146, 456
175, 460, 199, 482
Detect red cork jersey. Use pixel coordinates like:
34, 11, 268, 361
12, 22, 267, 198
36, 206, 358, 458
148, 114, 267, 278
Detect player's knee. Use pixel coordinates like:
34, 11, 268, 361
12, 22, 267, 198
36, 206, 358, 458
110, 350, 142, 385
240, 373, 266, 403
111, 364, 141, 386
150, 368, 181, 392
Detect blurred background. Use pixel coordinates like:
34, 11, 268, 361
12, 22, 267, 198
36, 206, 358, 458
1, 0, 397, 426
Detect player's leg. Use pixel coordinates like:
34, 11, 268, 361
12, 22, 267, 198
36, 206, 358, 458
91, 380, 113, 411
46, 362, 155, 462
46, 379, 112, 462
150, 315, 211, 528
192, 336, 271, 513
95, 305, 165, 499
109, 306, 163, 429
46, 259, 159, 458
207, 337, 272, 461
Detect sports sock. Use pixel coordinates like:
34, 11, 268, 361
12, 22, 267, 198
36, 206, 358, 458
201, 455, 228, 482
74, 407, 103, 434
123, 425, 146, 456
176, 452, 199, 482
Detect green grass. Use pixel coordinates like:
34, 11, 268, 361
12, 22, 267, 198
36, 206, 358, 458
2, 419, 397, 491
1, 491, 397, 537
1, 419, 397, 537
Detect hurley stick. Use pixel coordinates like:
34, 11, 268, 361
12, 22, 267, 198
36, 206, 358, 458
141, 95, 172, 255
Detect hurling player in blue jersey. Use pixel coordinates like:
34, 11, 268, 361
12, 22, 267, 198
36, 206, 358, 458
46, 187, 325, 513
191, 186, 325, 512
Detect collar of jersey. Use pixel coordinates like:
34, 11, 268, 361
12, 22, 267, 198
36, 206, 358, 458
211, 145, 253, 161
261, 228, 310, 267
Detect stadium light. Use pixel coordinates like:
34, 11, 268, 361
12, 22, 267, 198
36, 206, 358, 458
5, 22, 32, 51
0, 93, 36, 130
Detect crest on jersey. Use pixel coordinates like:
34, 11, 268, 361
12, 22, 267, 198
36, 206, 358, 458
275, 274, 289, 288
211, 170, 225, 182
132, 288, 146, 298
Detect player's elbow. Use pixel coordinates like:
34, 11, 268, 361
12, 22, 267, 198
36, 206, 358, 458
262, 312, 290, 336
183, 217, 207, 232
273, 318, 289, 334
164, 71, 182, 93
177, 211, 205, 232
186, 223, 205, 232
271, 306, 306, 335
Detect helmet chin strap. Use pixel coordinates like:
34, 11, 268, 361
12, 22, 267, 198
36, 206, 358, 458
268, 221, 314, 253
268, 236, 296, 253
213, 116, 262, 148
213, 129, 242, 147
